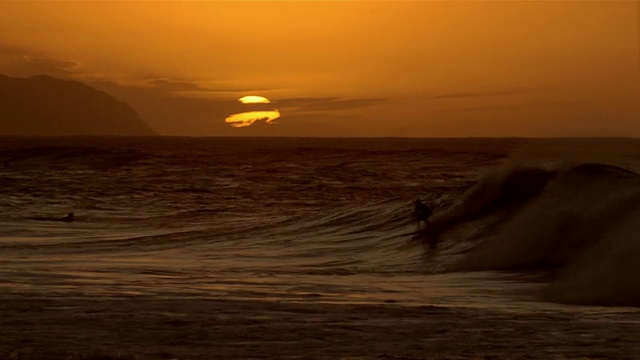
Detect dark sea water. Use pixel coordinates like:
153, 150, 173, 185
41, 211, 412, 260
0, 137, 639, 358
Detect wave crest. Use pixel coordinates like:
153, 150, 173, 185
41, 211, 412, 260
437, 162, 640, 306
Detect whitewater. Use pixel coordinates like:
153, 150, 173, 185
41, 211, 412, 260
0, 137, 638, 359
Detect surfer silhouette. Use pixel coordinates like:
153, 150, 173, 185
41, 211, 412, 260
61, 212, 74, 222
412, 199, 432, 230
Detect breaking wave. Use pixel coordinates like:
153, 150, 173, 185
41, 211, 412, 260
431, 162, 640, 306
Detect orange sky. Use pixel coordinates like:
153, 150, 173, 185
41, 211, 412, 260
0, 1, 639, 137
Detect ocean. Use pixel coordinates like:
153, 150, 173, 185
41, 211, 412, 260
0, 137, 638, 359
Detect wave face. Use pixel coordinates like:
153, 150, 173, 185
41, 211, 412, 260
0, 137, 639, 307
445, 162, 640, 306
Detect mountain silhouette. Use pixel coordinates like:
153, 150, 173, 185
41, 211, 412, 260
0, 75, 155, 136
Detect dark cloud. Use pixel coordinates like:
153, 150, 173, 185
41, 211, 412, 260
276, 97, 385, 112
0, 42, 81, 76
422, 88, 534, 101
128, 78, 283, 104
435, 100, 588, 112
140, 77, 279, 97
144, 78, 207, 92
19, 56, 80, 74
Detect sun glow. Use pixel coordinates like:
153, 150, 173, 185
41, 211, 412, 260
239, 95, 271, 104
226, 95, 280, 128
225, 110, 281, 128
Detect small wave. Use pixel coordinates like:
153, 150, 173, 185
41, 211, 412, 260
175, 186, 214, 194
1, 145, 150, 169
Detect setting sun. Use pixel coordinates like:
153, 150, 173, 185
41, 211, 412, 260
239, 95, 271, 104
226, 95, 280, 127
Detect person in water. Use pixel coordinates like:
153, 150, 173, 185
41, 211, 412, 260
413, 199, 432, 230
61, 212, 74, 222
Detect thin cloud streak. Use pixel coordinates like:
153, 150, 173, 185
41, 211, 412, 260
422, 89, 535, 101
435, 100, 590, 112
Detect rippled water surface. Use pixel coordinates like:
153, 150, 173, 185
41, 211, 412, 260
0, 137, 639, 310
